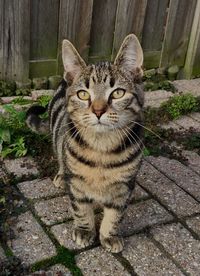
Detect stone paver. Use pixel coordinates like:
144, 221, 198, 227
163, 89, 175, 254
189, 112, 200, 123
18, 178, 65, 200
34, 196, 71, 225
30, 264, 72, 275
151, 223, 200, 275
31, 89, 54, 100
145, 90, 173, 108
186, 215, 200, 236
182, 150, 200, 174
123, 234, 183, 276
161, 115, 200, 132
51, 221, 79, 250
120, 199, 173, 236
173, 115, 200, 132
173, 78, 200, 97
147, 156, 200, 201
8, 211, 56, 265
0, 96, 32, 104
137, 160, 200, 217
161, 121, 183, 131
0, 246, 6, 262
4, 157, 39, 178
76, 247, 130, 276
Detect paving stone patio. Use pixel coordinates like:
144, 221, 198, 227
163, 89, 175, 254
0, 79, 200, 275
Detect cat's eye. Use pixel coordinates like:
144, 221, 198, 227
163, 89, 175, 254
111, 89, 125, 99
77, 90, 90, 100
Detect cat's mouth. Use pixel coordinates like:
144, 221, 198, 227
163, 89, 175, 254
91, 121, 108, 126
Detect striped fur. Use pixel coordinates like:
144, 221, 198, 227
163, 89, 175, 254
26, 34, 145, 253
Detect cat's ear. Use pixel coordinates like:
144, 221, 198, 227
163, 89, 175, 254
114, 34, 143, 79
62, 40, 86, 84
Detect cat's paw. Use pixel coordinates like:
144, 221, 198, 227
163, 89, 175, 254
72, 228, 96, 248
100, 234, 124, 253
53, 174, 65, 188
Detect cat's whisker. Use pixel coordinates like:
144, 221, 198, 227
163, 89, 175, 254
128, 120, 162, 140
123, 127, 144, 156
125, 125, 146, 152
115, 127, 127, 151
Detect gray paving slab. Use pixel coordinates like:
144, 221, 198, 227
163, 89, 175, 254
147, 156, 200, 201
76, 247, 130, 276
173, 78, 200, 97
161, 121, 183, 131
151, 223, 200, 275
51, 221, 80, 251
145, 90, 173, 108
30, 264, 72, 275
174, 115, 200, 131
0, 96, 32, 104
18, 178, 65, 200
181, 150, 200, 175
123, 234, 183, 276
4, 157, 39, 178
161, 115, 200, 132
189, 112, 200, 123
120, 199, 173, 236
34, 196, 71, 225
136, 160, 200, 217
185, 215, 200, 237
8, 211, 56, 265
31, 89, 54, 100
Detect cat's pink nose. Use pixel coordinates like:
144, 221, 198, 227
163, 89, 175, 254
92, 108, 106, 119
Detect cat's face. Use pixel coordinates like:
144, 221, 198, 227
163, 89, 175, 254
62, 34, 144, 133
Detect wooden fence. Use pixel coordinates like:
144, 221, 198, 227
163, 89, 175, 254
0, 0, 200, 82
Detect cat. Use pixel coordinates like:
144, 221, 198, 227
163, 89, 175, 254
26, 34, 144, 253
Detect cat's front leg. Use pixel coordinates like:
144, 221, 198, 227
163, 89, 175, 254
100, 206, 125, 253
70, 196, 96, 248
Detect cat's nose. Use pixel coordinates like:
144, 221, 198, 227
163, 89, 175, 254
92, 108, 106, 119
91, 100, 107, 119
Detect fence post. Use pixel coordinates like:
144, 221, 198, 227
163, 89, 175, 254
112, 0, 147, 60
182, 0, 200, 79
57, 0, 93, 75
160, 0, 197, 69
0, 0, 30, 82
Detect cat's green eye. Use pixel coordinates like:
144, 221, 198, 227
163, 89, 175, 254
111, 89, 125, 99
77, 90, 90, 100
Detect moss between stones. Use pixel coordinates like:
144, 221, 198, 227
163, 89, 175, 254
31, 246, 83, 276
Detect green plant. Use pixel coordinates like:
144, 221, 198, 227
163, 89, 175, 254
161, 93, 199, 119
15, 88, 31, 96
1, 136, 27, 158
0, 104, 28, 158
38, 95, 53, 107
144, 80, 176, 92
0, 80, 16, 96
11, 96, 33, 105
1, 105, 26, 129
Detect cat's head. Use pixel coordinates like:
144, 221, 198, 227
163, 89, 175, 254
62, 34, 144, 133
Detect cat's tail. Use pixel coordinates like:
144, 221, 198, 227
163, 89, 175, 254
26, 105, 49, 134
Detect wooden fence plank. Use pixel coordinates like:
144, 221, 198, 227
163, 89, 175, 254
112, 0, 147, 59
89, 0, 118, 62
30, 0, 59, 60
182, 0, 200, 78
0, 0, 30, 81
160, 0, 197, 68
142, 0, 168, 51
57, 0, 93, 74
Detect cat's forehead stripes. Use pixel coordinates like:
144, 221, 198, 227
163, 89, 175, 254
88, 62, 115, 86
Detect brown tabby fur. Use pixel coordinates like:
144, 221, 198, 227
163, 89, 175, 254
26, 34, 144, 253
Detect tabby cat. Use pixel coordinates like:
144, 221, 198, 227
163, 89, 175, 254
26, 34, 144, 253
